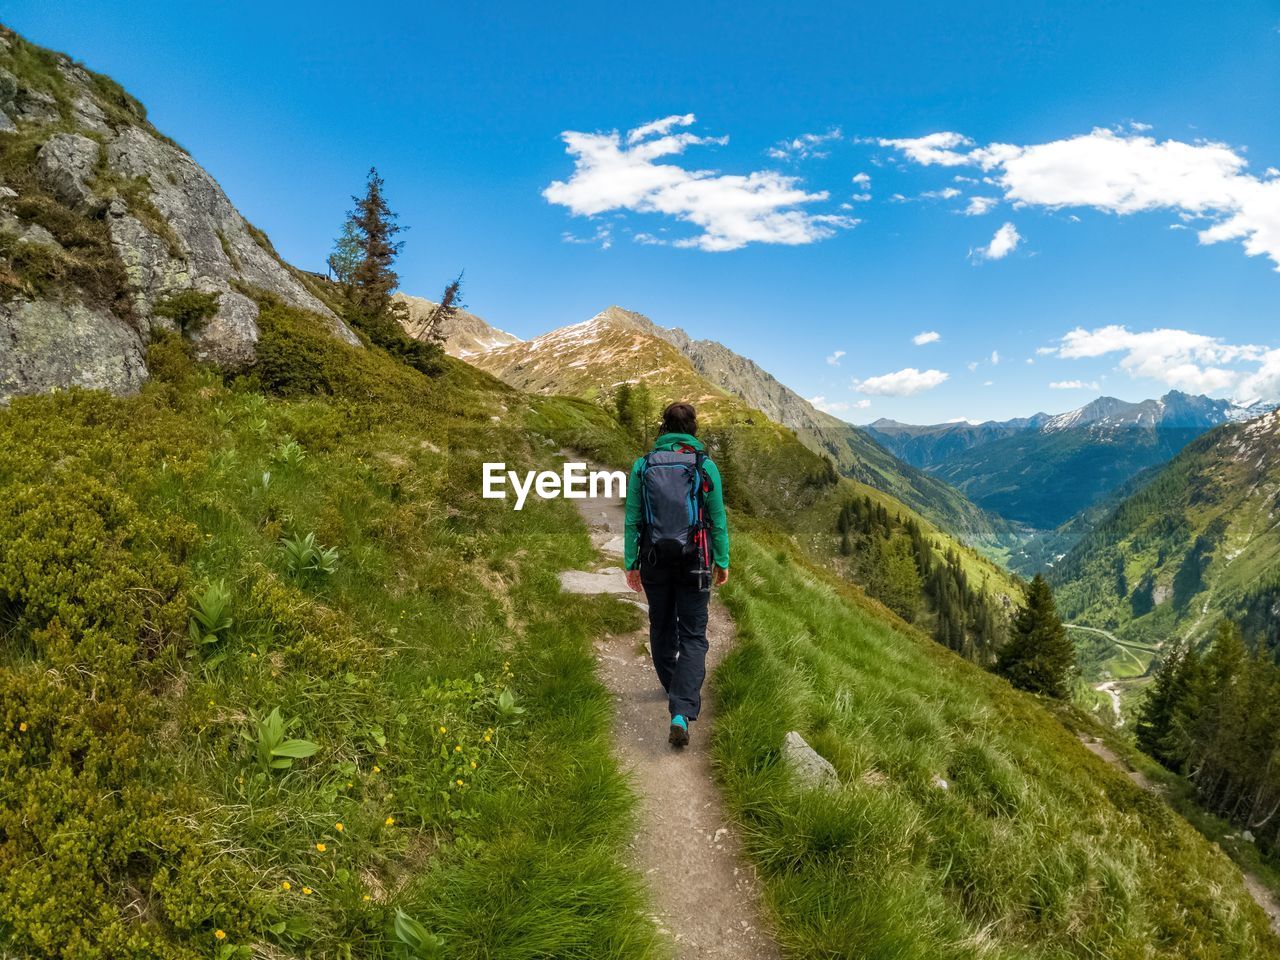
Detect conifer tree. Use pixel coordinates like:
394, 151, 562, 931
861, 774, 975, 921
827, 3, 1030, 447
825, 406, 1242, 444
348, 167, 404, 320
996, 574, 1075, 698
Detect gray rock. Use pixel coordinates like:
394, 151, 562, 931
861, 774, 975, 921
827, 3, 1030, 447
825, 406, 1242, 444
1244, 830, 1256, 843
0, 214, 61, 249
35, 133, 101, 209
72, 95, 111, 134
0, 68, 18, 109
0, 299, 148, 401
559, 569, 633, 595
0, 186, 18, 203
15, 87, 59, 124
0, 111, 14, 134
104, 126, 358, 345
188, 288, 260, 368
931, 774, 950, 791
782, 731, 838, 790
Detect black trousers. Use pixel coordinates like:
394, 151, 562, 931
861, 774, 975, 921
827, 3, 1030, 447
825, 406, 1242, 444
640, 564, 710, 721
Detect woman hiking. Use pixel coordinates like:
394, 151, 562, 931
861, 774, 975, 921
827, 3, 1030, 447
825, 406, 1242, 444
623, 402, 730, 747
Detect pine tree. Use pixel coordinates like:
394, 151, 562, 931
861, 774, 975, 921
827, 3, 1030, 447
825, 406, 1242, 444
348, 167, 404, 320
327, 219, 362, 288
996, 574, 1075, 698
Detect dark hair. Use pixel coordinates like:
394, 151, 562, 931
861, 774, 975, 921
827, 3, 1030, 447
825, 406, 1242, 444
661, 402, 697, 436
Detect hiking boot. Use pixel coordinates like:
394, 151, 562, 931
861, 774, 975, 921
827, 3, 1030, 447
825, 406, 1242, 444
669, 714, 690, 748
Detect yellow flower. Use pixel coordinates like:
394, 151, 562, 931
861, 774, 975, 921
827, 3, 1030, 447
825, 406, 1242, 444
385, 816, 395, 826
372, 765, 381, 774
456, 779, 464, 786
18, 722, 27, 732
315, 842, 327, 852
334, 822, 344, 832
215, 929, 227, 940
483, 735, 491, 743
281, 881, 291, 891
470, 761, 477, 769
454, 745, 462, 753
346, 781, 354, 788
439, 726, 447, 734
362, 894, 372, 902
302, 886, 313, 895
250, 652, 257, 659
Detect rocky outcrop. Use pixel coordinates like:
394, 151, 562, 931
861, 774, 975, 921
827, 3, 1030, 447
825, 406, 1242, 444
1, 298, 148, 397
0, 26, 361, 403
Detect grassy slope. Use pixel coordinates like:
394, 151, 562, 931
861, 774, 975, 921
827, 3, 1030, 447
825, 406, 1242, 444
713, 537, 1280, 958
0, 308, 662, 958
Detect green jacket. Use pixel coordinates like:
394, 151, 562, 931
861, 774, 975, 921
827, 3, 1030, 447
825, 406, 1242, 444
624, 433, 730, 571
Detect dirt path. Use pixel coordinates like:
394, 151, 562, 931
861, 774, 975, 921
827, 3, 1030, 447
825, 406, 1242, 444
1078, 733, 1280, 935
560, 483, 780, 960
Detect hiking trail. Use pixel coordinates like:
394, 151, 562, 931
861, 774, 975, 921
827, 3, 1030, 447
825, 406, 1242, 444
558, 465, 780, 960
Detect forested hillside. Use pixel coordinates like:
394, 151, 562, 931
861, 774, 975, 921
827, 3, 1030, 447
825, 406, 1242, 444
1052, 410, 1280, 652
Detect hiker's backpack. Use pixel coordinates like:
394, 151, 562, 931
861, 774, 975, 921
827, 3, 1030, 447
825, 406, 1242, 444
639, 448, 711, 568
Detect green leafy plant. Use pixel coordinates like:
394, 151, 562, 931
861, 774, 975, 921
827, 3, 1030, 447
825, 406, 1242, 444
188, 580, 234, 647
392, 908, 443, 959
280, 531, 339, 578
246, 707, 319, 772
274, 437, 307, 467
153, 289, 221, 332
495, 688, 525, 718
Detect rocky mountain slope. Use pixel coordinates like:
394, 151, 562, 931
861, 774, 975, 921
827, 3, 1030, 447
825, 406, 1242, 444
865, 414, 1051, 468
441, 303, 1020, 557
394, 291, 520, 358
1052, 408, 1280, 651
0, 25, 357, 402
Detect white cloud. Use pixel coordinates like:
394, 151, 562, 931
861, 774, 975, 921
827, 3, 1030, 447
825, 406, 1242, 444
545, 115, 859, 252
922, 187, 961, 200
880, 127, 1280, 270
852, 172, 871, 186
1050, 379, 1101, 390
854, 399, 872, 409
967, 361, 979, 372
1044, 324, 1266, 394
1238, 348, 1280, 402
808, 395, 850, 413
877, 131, 975, 166
768, 128, 843, 160
826, 349, 846, 366
854, 367, 949, 396
964, 196, 998, 216
971, 222, 1021, 261
912, 330, 941, 345
983, 380, 994, 386
561, 223, 613, 249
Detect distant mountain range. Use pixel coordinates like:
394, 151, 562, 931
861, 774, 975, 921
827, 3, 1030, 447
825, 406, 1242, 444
865, 391, 1275, 538
1051, 408, 1280, 652
423, 304, 1020, 557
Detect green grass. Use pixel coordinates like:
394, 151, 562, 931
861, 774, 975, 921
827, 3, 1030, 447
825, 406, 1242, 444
711, 537, 1280, 958
0, 315, 663, 957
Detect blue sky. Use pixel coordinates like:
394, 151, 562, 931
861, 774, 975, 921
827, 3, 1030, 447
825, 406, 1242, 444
9, 1, 1280, 423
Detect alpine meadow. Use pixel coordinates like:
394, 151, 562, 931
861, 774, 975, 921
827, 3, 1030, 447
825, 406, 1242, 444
4, 6, 1280, 960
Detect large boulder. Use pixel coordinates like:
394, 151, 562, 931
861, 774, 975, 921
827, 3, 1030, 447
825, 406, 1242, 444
0, 299, 148, 399
35, 133, 101, 209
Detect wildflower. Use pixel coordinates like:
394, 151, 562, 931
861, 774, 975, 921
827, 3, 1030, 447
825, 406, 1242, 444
302, 887, 313, 895
18, 722, 27, 732
385, 816, 395, 826
456, 779, 464, 786
454, 745, 462, 753
334, 822, 344, 832
484, 734, 491, 743
470, 761, 477, 769
362, 894, 372, 902
315, 842, 327, 852
439, 726, 447, 734
250, 652, 258, 659
281, 881, 291, 891
346, 781, 353, 788
372, 764, 381, 773
215, 929, 227, 940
